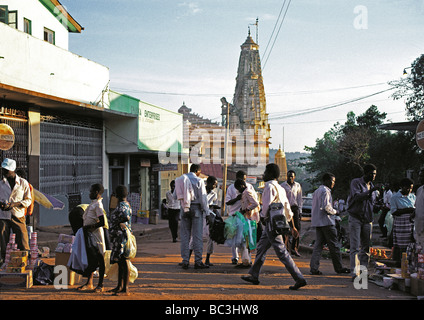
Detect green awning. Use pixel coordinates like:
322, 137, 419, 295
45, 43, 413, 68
39, 0, 83, 33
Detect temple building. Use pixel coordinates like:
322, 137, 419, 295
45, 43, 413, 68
178, 30, 272, 180
221, 29, 271, 176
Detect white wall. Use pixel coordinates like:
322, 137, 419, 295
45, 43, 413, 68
1, 0, 69, 50
0, 22, 110, 106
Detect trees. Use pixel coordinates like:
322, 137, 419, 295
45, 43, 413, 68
389, 54, 424, 121
303, 105, 424, 199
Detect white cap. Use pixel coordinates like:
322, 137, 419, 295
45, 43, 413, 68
1, 158, 16, 171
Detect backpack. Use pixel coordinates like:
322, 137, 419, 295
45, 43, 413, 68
269, 203, 291, 236
267, 185, 292, 237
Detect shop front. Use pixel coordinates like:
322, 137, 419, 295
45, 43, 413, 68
106, 92, 186, 223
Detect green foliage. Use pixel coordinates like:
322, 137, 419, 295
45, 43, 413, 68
390, 54, 424, 121
302, 105, 424, 199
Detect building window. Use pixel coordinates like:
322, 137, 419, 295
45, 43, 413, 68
8, 10, 17, 28
43, 27, 55, 44
24, 18, 31, 34
0, 6, 8, 24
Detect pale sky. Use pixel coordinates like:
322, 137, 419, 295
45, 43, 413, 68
63, 0, 424, 152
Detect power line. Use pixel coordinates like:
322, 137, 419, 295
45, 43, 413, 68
266, 82, 387, 96
270, 111, 405, 126
111, 81, 387, 99
267, 88, 395, 121
262, 0, 287, 59
263, 0, 292, 70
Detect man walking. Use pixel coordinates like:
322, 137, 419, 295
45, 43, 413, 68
0, 159, 32, 264
310, 173, 349, 275
347, 164, 378, 280
281, 170, 303, 256
241, 163, 306, 290
179, 164, 209, 269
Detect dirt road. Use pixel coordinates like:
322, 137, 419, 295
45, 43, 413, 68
0, 227, 415, 304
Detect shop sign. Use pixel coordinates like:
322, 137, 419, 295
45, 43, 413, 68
0, 123, 14, 151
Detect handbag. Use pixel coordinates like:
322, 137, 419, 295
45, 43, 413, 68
267, 185, 292, 237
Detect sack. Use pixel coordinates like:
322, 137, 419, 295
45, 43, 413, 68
124, 228, 137, 260
268, 202, 291, 236
209, 216, 226, 244
106, 261, 138, 283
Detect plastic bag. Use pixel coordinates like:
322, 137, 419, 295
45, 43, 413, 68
247, 220, 257, 250
33, 260, 54, 285
385, 212, 393, 235
209, 216, 226, 244
224, 213, 245, 248
106, 261, 138, 283
124, 228, 137, 260
224, 215, 238, 240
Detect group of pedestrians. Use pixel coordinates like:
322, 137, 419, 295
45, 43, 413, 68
162, 160, 424, 290
167, 164, 307, 290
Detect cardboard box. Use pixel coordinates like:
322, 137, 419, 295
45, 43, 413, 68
9, 256, 27, 267
10, 250, 28, 258
6, 267, 26, 273
411, 277, 424, 296
0, 270, 32, 288
54, 252, 82, 286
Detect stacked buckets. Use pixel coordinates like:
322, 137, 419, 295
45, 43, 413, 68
2, 233, 18, 269
29, 232, 38, 267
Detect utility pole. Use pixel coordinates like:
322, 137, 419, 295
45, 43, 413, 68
220, 97, 230, 215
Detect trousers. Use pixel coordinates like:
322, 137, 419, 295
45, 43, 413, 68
310, 225, 344, 273
0, 216, 30, 260
168, 208, 180, 241
348, 215, 372, 276
248, 223, 304, 282
180, 204, 203, 264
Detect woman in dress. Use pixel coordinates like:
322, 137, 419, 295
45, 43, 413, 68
108, 185, 133, 296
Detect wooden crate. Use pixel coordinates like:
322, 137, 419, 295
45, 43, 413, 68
0, 270, 32, 288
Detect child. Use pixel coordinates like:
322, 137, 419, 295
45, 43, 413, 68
77, 183, 106, 293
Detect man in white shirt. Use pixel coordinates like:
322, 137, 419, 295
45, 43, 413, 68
241, 163, 306, 290
281, 170, 303, 256
225, 170, 254, 264
309, 173, 349, 275
179, 164, 209, 270
0, 158, 32, 263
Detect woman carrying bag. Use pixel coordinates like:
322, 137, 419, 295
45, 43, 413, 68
108, 185, 134, 296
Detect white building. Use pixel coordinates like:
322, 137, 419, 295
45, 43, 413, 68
0, 0, 185, 226
0, 0, 121, 226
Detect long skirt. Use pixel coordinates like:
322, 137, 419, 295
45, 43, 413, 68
393, 214, 413, 248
